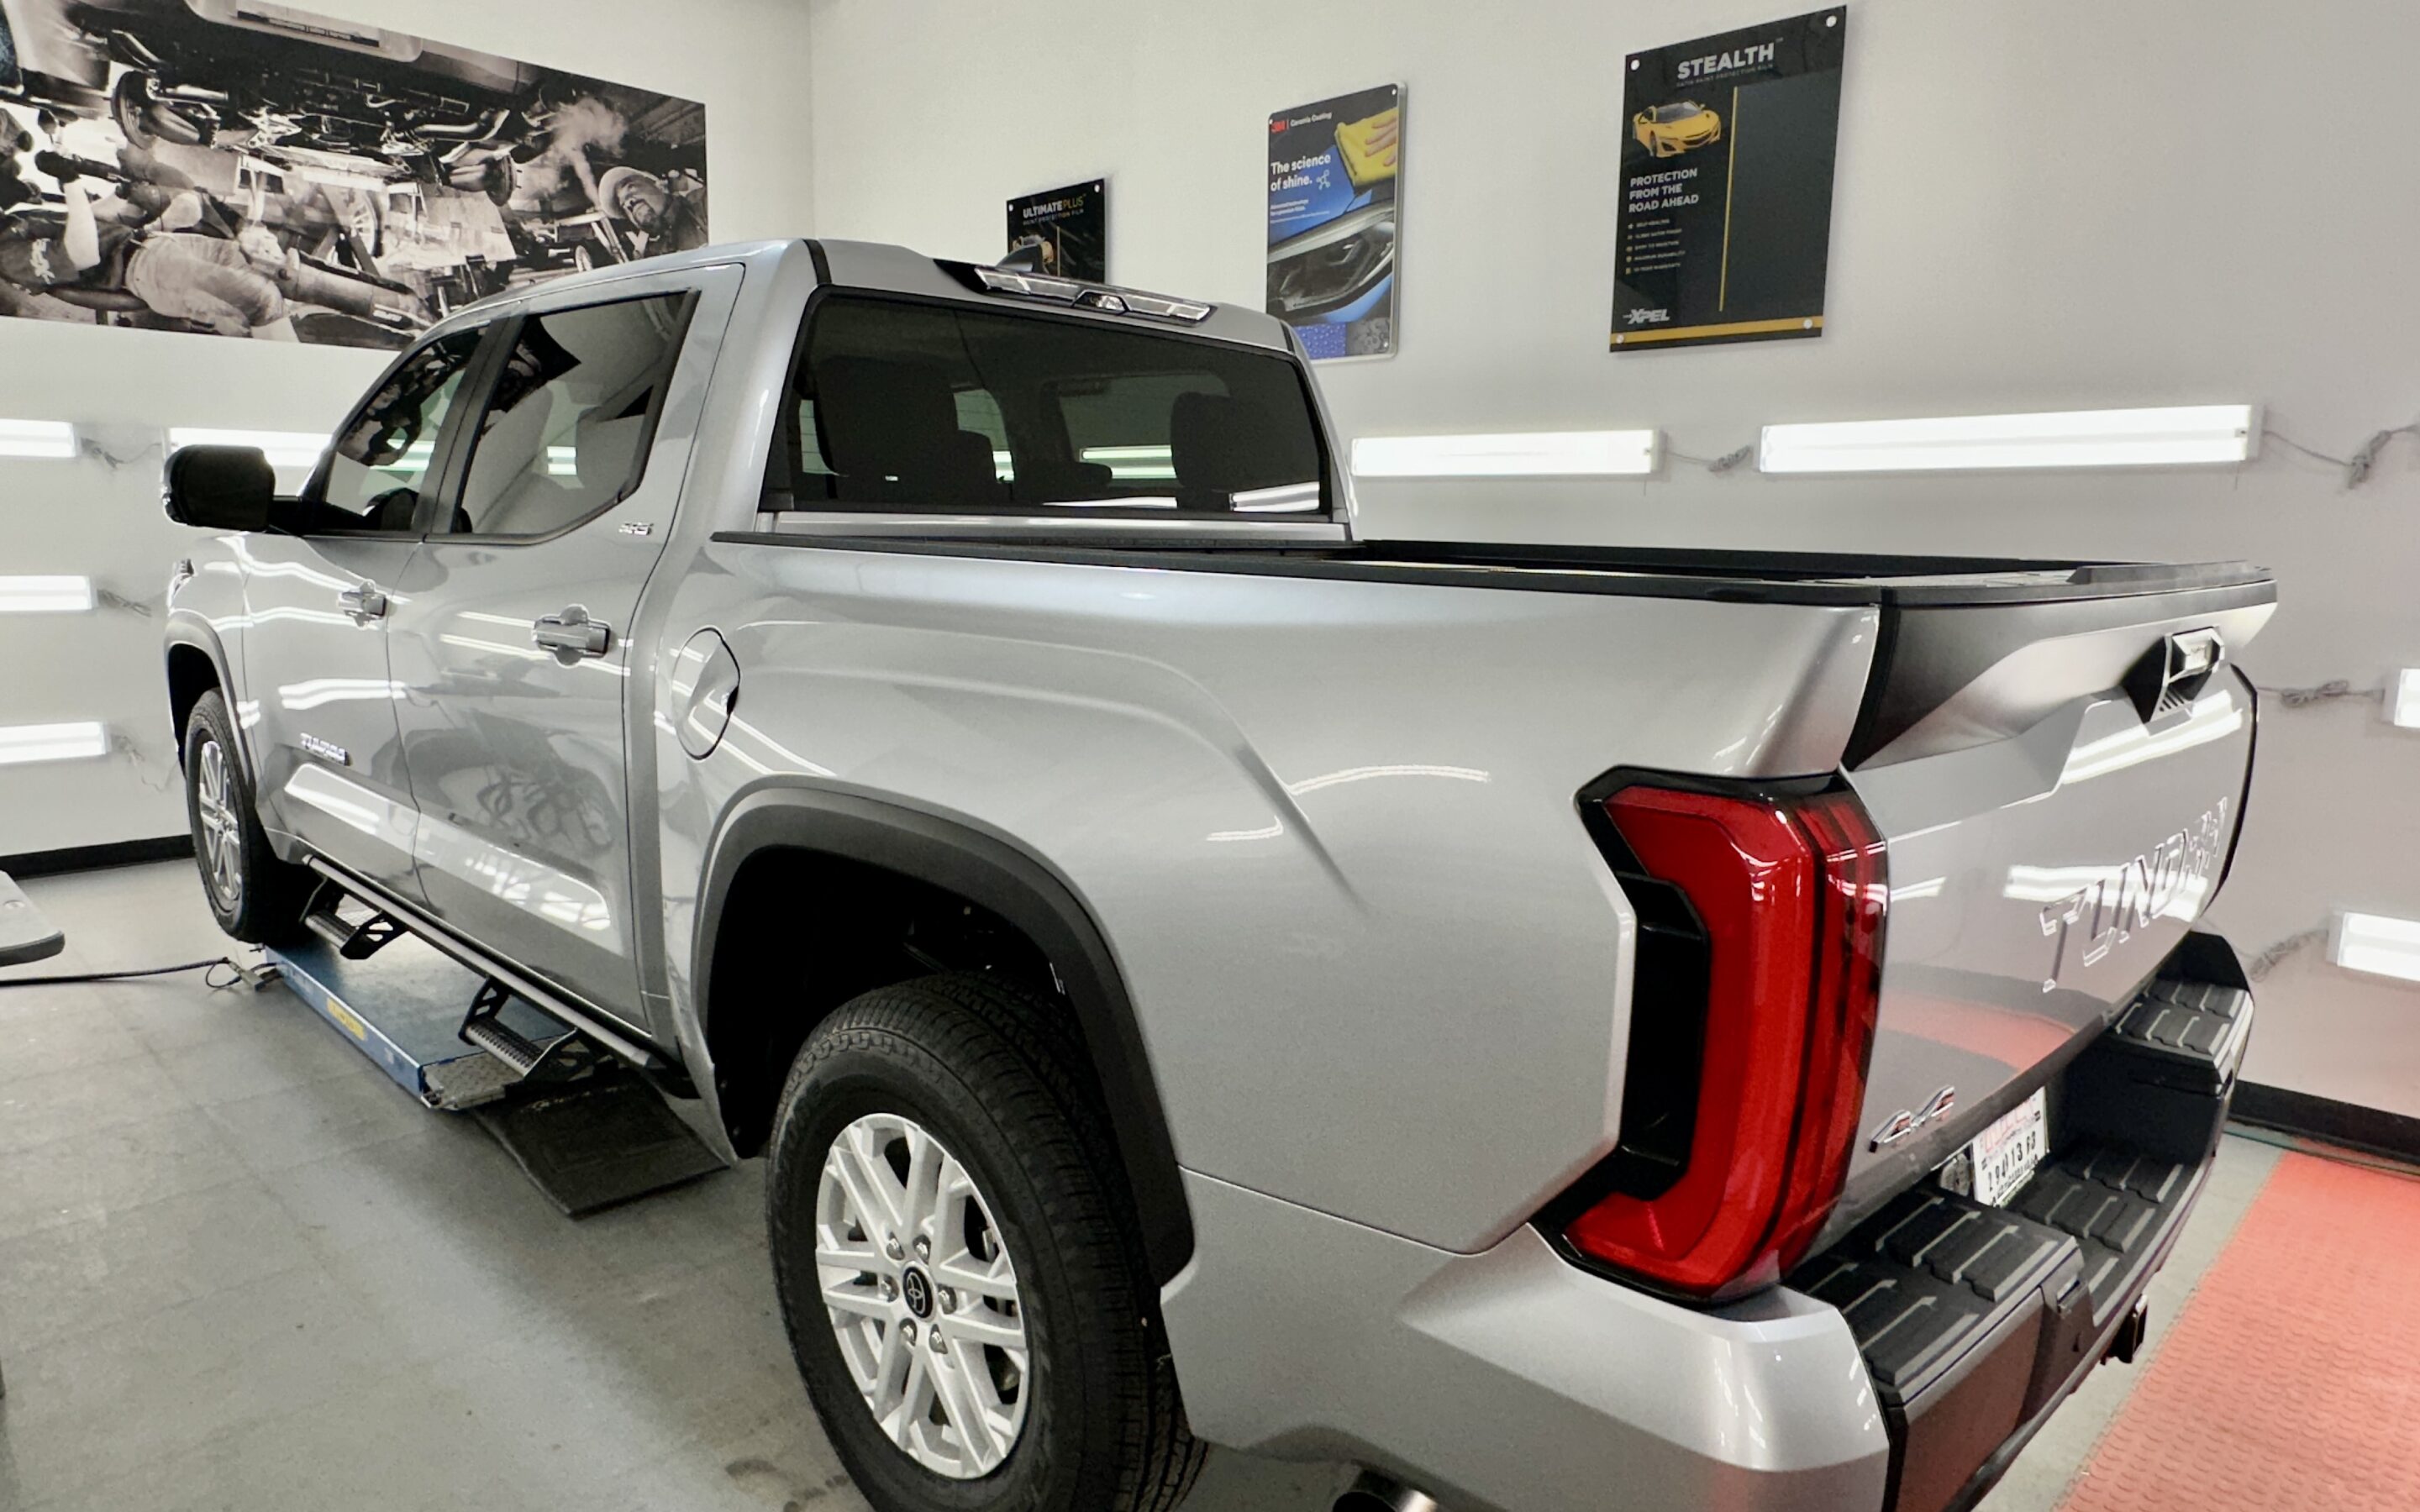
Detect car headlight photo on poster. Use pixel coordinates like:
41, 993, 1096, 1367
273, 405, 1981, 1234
1266, 83, 1398, 360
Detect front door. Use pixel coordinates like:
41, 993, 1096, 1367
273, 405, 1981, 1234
242, 328, 487, 896
385, 287, 702, 1026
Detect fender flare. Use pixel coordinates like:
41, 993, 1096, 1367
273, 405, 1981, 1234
695, 784, 1195, 1284
161, 612, 245, 775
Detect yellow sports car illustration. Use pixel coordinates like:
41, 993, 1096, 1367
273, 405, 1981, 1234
1634, 101, 1722, 157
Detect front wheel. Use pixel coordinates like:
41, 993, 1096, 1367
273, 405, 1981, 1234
183, 690, 313, 944
766, 973, 1204, 1512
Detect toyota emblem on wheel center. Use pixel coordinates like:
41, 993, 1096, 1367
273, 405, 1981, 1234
901, 1265, 934, 1319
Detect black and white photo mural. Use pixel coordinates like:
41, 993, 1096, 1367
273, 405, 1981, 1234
0, 0, 707, 348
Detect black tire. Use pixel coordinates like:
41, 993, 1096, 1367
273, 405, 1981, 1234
767, 972, 1204, 1512
182, 690, 313, 945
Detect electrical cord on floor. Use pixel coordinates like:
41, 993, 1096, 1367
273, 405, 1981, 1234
0, 956, 271, 990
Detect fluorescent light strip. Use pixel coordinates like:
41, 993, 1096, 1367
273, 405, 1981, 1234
0, 575, 96, 612
0, 419, 78, 459
1352, 429, 1661, 479
0, 721, 110, 765
1760, 405, 2259, 474
1081, 444, 1178, 481
168, 428, 329, 470
2391, 669, 2420, 730
2331, 910, 2420, 984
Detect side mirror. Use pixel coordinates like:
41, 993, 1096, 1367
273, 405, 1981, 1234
161, 445, 276, 531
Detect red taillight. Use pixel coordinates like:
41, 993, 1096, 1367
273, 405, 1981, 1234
1560, 781, 1886, 1300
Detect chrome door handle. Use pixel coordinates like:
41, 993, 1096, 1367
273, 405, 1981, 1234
532, 605, 611, 661
336, 583, 387, 623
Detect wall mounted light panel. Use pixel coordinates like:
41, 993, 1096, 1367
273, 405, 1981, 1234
0, 722, 110, 765
1759, 405, 2260, 474
1352, 430, 1662, 478
0, 419, 78, 459
0, 576, 97, 612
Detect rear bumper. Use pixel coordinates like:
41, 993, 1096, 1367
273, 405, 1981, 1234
1160, 933, 2250, 1512
1161, 1171, 1893, 1512
1788, 930, 2254, 1512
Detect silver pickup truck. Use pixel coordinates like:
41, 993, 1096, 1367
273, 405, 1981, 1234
160, 239, 2273, 1512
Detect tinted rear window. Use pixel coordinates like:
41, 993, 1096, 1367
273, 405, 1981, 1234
765, 295, 1329, 518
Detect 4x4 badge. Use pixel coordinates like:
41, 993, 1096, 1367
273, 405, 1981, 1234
1870, 1085, 1956, 1151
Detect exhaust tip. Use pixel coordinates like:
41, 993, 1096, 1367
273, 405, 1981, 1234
1335, 1470, 1442, 1512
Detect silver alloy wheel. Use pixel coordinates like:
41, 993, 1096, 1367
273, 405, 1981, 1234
816, 1111, 1030, 1478
192, 736, 244, 911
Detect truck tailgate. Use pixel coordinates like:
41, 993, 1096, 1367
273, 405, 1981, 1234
1820, 575, 2273, 1247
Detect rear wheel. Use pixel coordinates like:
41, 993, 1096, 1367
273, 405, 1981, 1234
182, 690, 313, 945
766, 973, 1204, 1512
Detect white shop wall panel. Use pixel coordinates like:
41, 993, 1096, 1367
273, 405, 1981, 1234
802, 0, 2420, 1115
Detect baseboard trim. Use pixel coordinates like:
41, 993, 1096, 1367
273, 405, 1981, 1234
2233, 1081, 2420, 1166
0, 835, 193, 879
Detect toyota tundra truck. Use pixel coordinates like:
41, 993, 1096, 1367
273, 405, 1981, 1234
159, 239, 2272, 1512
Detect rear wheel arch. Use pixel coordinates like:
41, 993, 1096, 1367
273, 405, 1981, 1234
695, 785, 1195, 1284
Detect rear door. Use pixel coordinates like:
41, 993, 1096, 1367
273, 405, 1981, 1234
384, 271, 728, 1028
242, 327, 487, 896
1824, 582, 2273, 1241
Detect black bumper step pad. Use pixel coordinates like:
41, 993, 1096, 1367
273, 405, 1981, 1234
2109, 976, 2253, 1089
2012, 1147, 2187, 1313
1795, 1190, 2077, 1403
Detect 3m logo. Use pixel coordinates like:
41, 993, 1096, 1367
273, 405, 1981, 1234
1624, 307, 1671, 326
2037, 796, 2233, 991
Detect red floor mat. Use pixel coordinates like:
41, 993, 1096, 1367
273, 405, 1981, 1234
2058, 1151, 2420, 1511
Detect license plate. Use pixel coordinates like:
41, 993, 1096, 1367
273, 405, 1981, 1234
1965, 1089, 2049, 1208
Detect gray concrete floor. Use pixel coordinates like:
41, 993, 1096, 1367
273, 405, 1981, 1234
0, 861, 2275, 1512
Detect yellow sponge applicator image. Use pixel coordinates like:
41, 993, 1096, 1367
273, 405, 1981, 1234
1335, 107, 1402, 188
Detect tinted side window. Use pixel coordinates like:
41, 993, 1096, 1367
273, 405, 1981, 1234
765, 295, 1329, 517
446, 294, 687, 538
313, 328, 483, 533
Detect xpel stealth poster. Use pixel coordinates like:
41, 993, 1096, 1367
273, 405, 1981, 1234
1267, 83, 1398, 360
1612, 8, 1844, 351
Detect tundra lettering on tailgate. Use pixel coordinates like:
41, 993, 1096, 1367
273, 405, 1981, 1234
2036, 797, 2232, 991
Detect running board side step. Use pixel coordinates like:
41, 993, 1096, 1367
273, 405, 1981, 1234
460, 978, 597, 1083
300, 879, 408, 960
301, 857, 671, 1075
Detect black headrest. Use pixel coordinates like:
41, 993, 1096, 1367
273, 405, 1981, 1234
1171, 391, 1283, 496
813, 355, 959, 479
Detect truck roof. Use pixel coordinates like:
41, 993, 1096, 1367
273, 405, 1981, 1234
445, 238, 1293, 354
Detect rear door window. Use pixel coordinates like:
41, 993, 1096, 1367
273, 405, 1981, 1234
765, 294, 1329, 518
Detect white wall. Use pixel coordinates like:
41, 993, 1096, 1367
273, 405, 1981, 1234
0, 0, 816, 855
804, 0, 2420, 1116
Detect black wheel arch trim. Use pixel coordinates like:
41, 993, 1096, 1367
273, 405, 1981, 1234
695, 783, 1196, 1284
162, 614, 244, 775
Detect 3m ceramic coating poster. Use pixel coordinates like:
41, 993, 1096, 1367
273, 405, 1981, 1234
1266, 83, 1398, 360
1612, 8, 1844, 351
1006, 179, 1106, 283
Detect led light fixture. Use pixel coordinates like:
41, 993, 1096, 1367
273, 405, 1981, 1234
0, 721, 110, 765
1351, 429, 1662, 478
167, 428, 329, 470
2391, 669, 2420, 730
0, 575, 96, 612
0, 419, 78, 459
2330, 910, 2420, 984
1758, 405, 2260, 474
